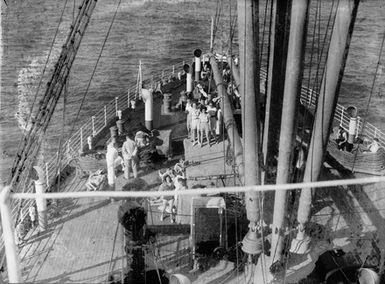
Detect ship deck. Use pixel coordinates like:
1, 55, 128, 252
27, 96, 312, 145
14, 138, 239, 283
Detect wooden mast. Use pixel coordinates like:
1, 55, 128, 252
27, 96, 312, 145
270, 0, 310, 265
262, 0, 290, 179
237, 0, 262, 275
291, 0, 360, 254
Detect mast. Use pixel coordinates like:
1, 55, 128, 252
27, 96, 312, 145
237, 0, 262, 274
270, 0, 310, 265
262, 0, 290, 179
292, 0, 360, 254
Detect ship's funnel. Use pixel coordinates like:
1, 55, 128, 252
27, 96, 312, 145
242, 228, 262, 255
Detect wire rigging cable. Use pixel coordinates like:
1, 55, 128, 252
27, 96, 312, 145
352, 27, 385, 171
68, 0, 122, 139
12, 0, 70, 176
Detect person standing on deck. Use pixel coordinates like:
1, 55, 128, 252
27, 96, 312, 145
191, 102, 200, 146
336, 126, 348, 151
198, 106, 211, 147
106, 142, 121, 188
207, 101, 218, 143
122, 133, 139, 180
185, 98, 193, 138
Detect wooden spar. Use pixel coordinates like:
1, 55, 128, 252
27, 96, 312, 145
209, 56, 244, 178
237, 0, 261, 224
292, 0, 360, 253
270, 0, 310, 265
210, 16, 214, 52
237, 1, 262, 277
262, 0, 290, 178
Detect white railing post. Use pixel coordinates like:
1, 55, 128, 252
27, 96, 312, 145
0, 186, 21, 283
340, 107, 344, 126
92, 116, 96, 136
104, 106, 107, 126
115, 97, 118, 117
67, 139, 71, 154
127, 90, 130, 108
172, 65, 175, 75
374, 127, 378, 139
45, 162, 49, 187
80, 127, 83, 151
308, 89, 313, 107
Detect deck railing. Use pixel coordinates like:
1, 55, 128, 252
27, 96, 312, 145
3, 60, 385, 265
259, 68, 385, 147
7, 62, 183, 237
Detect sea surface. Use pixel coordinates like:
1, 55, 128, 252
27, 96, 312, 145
0, 0, 384, 181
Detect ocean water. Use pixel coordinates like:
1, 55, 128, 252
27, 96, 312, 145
0, 0, 384, 180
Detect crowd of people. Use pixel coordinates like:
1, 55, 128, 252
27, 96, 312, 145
335, 125, 382, 153
153, 159, 188, 222
106, 129, 168, 184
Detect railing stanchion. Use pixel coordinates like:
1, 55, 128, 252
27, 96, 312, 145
92, 116, 96, 136
172, 65, 175, 75
127, 90, 130, 108
104, 106, 107, 126
80, 127, 83, 151
340, 107, 344, 127
115, 97, 118, 117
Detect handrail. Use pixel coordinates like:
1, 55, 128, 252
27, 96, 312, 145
0, 62, 182, 261
259, 68, 385, 147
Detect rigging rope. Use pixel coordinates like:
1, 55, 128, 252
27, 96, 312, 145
12, 0, 70, 175
68, 0, 122, 139
352, 27, 385, 171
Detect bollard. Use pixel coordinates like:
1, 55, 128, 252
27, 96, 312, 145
87, 136, 93, 150
163, 93, 172, 114
194, 49, 202, 82
116, 120, 124, 135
